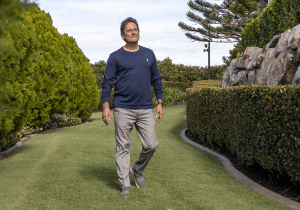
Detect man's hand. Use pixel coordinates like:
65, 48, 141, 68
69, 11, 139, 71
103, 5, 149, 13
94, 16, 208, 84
155, 100, 163, 123
102, 102, 111, 125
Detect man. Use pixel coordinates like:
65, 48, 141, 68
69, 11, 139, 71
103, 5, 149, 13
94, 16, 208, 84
101, 17, 164, 197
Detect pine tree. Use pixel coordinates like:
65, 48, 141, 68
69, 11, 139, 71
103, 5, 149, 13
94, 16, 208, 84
178, 0, 269, 65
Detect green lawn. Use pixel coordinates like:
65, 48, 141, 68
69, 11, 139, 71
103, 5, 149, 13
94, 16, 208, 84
0, 105, 293, 210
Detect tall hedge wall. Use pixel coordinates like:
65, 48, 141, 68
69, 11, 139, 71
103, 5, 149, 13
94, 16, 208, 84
0, 1, 99, 150
25, 6, 73, 127
0, 0, 40, 148
62, 33, 100, 122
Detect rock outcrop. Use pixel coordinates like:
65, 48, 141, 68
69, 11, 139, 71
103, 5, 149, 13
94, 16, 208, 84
222, 24, 300, 88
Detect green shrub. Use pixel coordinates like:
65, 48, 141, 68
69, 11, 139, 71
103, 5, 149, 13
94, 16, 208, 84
90, 60, 107, 90
24, 6, 72, 128
24, 5, 99, 125
0, 0, 40, 149
236, 52, 244, 58
41, 114, 82, 130
152, 88, 186, 107
62, 34, 100, 123
186, 84, 300, 183
2, 126, 38, 153
0, 2, 100, 151
1, 114, 82, 153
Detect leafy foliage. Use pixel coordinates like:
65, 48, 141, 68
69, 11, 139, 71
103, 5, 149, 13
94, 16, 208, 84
1, 114, 82, 153
0, 0, 40, 148
152, 88, 187, 107
156, 57, 226, 86
233, 0, 300, 59
186, 84, 300, 184
41, 114, 82, 131
178, 0, 269, 66
90, 60, 107, 89
62, 34, 100, 123
25, 6, 72, 128
0, 2, 100, 150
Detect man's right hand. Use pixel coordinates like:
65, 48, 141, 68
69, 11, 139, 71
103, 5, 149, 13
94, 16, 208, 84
102, 102, 111, 125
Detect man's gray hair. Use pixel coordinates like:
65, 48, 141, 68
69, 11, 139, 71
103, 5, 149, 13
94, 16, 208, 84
120, 17, 140, 37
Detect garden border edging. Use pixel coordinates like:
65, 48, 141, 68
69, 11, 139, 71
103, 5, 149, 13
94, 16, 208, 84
0, 122, 89, 158
0, 128, 63, 158
180, 128, 300, 210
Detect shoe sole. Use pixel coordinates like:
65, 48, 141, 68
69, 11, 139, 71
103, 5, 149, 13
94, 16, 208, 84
130, 166, 142, 188
120, 189, 130, 197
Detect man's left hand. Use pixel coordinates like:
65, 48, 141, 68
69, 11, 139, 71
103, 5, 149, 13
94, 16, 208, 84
155, 104, 163, 123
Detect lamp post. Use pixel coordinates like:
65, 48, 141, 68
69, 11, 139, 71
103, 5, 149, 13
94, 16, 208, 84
203, 41, 210, 80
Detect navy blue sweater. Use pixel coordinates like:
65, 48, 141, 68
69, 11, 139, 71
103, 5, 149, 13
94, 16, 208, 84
101, 45, 163, 109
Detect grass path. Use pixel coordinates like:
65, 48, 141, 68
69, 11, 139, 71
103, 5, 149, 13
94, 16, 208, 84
0, 105, 293, 210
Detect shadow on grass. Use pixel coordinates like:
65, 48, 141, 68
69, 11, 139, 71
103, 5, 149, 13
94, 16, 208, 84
169, 118, 187, 139
78, 164, 131, 191
0, 144, 35, 160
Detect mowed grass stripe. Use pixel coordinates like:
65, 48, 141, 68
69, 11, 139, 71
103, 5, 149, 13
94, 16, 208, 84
0, 105, 292, 210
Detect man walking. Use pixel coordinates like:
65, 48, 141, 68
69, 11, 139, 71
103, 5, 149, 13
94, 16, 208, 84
101, 17, 164, 197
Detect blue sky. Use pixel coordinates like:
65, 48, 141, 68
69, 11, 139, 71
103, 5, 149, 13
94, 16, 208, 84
25, 0, 248, 68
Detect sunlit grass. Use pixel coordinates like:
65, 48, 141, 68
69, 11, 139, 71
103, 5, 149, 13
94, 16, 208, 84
0, 105, 292, 210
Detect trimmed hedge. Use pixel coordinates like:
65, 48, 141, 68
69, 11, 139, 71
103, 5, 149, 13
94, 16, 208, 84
186, 84, 300, 184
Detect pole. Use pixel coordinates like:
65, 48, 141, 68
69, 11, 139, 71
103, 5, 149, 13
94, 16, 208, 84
208, 41, 210, 80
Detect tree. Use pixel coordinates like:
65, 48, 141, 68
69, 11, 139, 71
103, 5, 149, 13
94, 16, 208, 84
178, 0, 269, 65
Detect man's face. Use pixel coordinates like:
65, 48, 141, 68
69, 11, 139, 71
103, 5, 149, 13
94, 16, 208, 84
122, 22, 139, 44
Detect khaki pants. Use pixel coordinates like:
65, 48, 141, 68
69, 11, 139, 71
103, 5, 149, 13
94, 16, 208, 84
113, 107, 158, 188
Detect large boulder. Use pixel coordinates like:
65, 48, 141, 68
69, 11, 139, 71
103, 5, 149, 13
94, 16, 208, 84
267, 49, 298, 85
292, 66, 300, 84
245, 70, 256, 86
274, 29, 291, 58
243, 47, 262, 71
222, 24, 300, 87
255, 48, 276, 85
222, 59, 238, 87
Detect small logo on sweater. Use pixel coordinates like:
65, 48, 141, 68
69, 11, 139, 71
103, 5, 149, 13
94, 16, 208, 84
146, 58, 148, 61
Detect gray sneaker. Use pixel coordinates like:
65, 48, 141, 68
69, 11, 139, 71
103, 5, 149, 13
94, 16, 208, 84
120, 187, 130, 197
130, 165, 146, 188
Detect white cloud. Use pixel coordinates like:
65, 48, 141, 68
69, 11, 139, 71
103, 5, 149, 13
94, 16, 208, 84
57, 9, 69, 15
36, 0, 236, 67
60, 0, 185, 14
